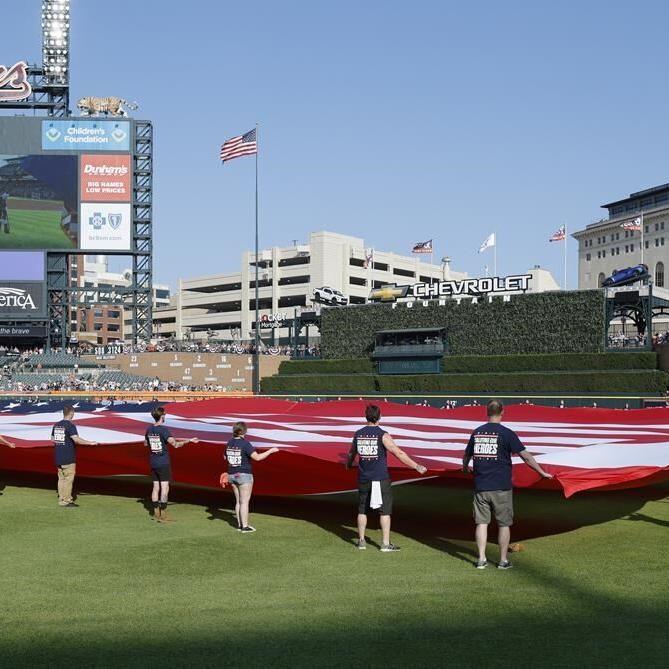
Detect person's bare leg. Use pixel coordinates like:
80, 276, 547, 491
151, 481, 160, 518
357, 513, 367, 542
231, 483, 241, 527
476, 524, 488, 561
380, 514, 391, 545
239, 482, 253, 528
498, 526, 511, 563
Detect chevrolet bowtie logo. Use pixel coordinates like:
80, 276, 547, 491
368, 284, 409, 302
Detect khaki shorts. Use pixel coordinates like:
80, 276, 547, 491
473, 490, 514, 527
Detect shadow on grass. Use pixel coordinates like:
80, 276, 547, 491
2, 470, 668, 564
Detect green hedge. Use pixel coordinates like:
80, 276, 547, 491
262, 370, 668, 395
441, 352, 657, 373
277, 352, 656, 376
320, 290, 605, 359
279, 359, 375, 375
262, 374, 376, 394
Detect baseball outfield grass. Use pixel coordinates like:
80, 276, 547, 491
0, 208, 75, 249
0, 475, 667, 668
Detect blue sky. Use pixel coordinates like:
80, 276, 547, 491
2, 1, 668, 290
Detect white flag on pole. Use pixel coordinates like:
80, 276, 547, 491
478, 233, 495, 253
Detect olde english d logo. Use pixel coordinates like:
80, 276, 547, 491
108, 213, 122, 230
0, 61, 32, 102
0, 287, 37, 310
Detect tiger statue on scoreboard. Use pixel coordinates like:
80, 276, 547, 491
76, 97, 139, 117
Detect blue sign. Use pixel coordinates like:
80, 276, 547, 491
42, 120, 130, 151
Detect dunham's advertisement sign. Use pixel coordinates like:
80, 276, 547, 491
80, 154, 131, 202
368, 274, 532, 304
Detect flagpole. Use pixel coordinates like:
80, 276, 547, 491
641, 210, 644, 265
564, 223, 567, 290
253, 122, 260, 395
494, 234, 497, 276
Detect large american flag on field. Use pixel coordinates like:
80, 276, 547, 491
220, 128, 257, 162
549, 225, 566, 242
1, 398, 669, 498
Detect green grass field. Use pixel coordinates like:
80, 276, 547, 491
0, 208, 75, 249
0, 475, 667, 668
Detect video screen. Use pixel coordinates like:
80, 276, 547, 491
0, 154, 78, 250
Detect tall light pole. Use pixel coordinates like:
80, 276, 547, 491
42, 1, 70, 85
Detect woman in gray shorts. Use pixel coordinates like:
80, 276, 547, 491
225, 421, 278, 532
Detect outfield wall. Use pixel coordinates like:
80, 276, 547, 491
320, 290, 605, 359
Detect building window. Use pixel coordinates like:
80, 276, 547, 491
108, 310, 121, 319
662, 222, 666, 230
616, 233, 620, 240
373, 262, 389, 272
277, 275, 310, 286
624, 245, 628, 253
656, 262, 665, 288
630, 243, 634, 252
586, 253, 591, 261
645, 225, 649, 233
278, 256, 310, 267
278, 295, 306, 308
393, 268, 415, 278
349, 276, 367, 286
597, 251, 601, 259
645, 240, 650, 249
662, 238, 666, 246
349, 296, 366, 305
656, 238, 660, 247
350, 258, 365, 268
598, 272, 606, 287
602, 250, 606, 258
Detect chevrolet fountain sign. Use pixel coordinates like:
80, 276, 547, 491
368, 274, 532, 303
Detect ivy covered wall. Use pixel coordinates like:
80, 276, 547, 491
319, 290, 605, 359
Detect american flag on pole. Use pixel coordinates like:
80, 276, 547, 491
621, 217, 642, 232
549, 225, 566, 242
412, 240, 432, 254
220, 128, 257, 163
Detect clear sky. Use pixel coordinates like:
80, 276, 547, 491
2, 0, 668, 290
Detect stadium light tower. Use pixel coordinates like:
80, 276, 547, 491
41, 0, 70, 85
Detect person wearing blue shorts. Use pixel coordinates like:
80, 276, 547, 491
225, 421, 278, 532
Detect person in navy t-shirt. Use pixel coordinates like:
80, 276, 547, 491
145, 406, 199, 522
51, 404, 98, 508
463, 400, 553, 570
225, 421, 278, 532
347, 404, 427, 552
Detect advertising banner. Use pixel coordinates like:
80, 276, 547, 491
0, 251, 45, 281
80, 202, 132, 251
42, 120, 131, 152
0, 281, 46, 318
80, 154, 131, 202
0, 325, 47, 337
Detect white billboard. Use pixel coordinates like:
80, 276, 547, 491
80, 202, 132, 251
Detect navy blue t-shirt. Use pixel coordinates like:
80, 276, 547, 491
145, 424, 172, 468
226, 437, 256, 474
52, 419, 78, 466
353, 426, 389, 483
465, 422, 526, 492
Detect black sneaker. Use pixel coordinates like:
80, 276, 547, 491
380, 543, 400, 552
240, 526, 256, 533
476, 559, 488, 569
355, 539, 367, 550
61, 502, 79, 508
497, 560, 513, 570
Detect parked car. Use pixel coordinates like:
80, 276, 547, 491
313, 286, 348, 305
602, 264, 649, 287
